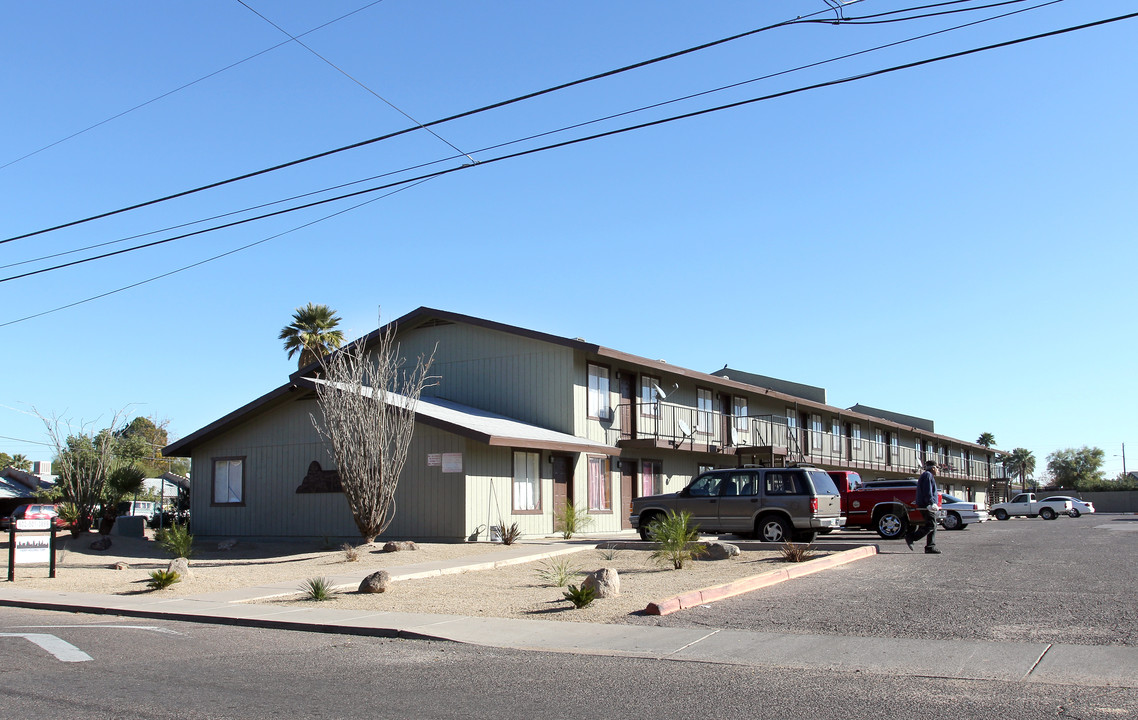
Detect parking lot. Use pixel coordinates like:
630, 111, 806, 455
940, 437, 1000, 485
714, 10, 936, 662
627, 513, 1138, 646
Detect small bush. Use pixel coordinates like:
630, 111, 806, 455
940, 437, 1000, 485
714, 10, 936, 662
302, 577, 335, 601
155, 523, 195, 559
555, 504, 592, 540
598, 546, 623, 561
648, 510, 707, 570
779, 542, 817, 563
563, 583, 596, 609
147, 570, 181, 591
341, 543, 361, 562
498, 522, 522, 545
534, 557, 580, 587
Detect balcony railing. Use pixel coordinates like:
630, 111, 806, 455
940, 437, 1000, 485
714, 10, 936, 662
610, 400, 1002, 482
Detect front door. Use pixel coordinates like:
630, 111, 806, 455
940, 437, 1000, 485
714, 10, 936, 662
551, 456, 572, 533
619, 374, 636, 441
620, 460, 634, 529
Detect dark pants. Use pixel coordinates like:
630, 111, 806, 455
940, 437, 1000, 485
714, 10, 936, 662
906, 507, 937, 548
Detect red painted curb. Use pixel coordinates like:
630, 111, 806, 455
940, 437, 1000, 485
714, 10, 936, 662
643, 545, 878, 616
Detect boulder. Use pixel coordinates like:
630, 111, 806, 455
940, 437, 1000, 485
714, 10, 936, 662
702, 542, 740, 560
167, 557, 194, 580
89, 537, 112, 551
381, 541, 418, 553
359, 570, 392, 593
110, 561, 130, 570
582, 567, 620, 598
217, 539, 238, 551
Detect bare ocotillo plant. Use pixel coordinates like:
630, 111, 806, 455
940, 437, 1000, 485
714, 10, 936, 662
36, 407, 128, 534
310, 324, 436, 543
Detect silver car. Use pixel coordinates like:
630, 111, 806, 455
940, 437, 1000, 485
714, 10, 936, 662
939, 493, 989, 530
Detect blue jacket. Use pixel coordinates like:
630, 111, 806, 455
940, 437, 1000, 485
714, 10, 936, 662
916, 470, 938, 506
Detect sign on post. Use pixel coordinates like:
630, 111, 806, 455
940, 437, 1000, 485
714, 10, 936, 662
15, 535, 51, 564
7, 522, 57, 581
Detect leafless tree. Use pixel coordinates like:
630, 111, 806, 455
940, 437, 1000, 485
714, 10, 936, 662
36, 408, 128, 534
310, 325, 436, 543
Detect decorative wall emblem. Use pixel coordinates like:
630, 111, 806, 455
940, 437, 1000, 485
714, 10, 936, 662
295, 461, 343, 493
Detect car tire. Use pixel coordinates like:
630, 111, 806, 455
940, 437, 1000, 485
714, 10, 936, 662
792, 530, 817, 543
1040, 507, 1056, 520
1068, 509, 1081, 518
874, 511, 907, 540
638, 512, 662, 541
943, 512, 962, 531
756, 515, 792, 543
994, 509, 1009, 521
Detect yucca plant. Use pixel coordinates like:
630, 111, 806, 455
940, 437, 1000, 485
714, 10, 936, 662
155, 523, 195, 559
779, 541, 817, 563
598, 546, 623, 561
563, 583, 596, 609
555, 504, 592, 540
302, 577, 335, 601
534, 557, 580, 587
647, 510, 707, 570
498, 522, 522, 545
147, 569, 181, 591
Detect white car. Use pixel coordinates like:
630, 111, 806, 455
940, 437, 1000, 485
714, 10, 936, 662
1043, 496, 1096, 518
938, 494, 989, 530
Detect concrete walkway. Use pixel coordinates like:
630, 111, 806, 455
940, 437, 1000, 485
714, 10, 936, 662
2, 540, 1136, 689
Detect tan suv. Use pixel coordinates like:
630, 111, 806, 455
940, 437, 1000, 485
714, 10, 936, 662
630, 466, 844, 543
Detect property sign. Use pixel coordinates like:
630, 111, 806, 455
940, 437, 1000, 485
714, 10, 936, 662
442, 453, 463, 473
14, 535, 51, 564
16, 518, 51, 531
426, 453, 441, 467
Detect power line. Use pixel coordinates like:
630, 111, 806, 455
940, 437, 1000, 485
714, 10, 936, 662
4, 7, 1128, 289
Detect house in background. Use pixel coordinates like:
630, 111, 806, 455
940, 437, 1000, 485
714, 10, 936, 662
0, 465, 55, 518
164, 307, 1007, 541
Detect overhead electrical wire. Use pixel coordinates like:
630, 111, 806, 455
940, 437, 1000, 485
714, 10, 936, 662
1, 0, 1067, 274
3, 6, 1129, 289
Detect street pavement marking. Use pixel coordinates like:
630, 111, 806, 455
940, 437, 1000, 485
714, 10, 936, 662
11, 624, 184, 635
0, 633, 92, 662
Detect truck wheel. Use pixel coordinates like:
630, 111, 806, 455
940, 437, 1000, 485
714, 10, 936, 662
638, 512, 662, 541
757, 515, 792, 543
1040, 507, 1056, 520
943, 512, 962, 531
874, 511, 907, 540
994, 509, 1009, 521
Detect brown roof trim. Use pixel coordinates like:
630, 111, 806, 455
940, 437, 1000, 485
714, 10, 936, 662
162, 383, 302, 457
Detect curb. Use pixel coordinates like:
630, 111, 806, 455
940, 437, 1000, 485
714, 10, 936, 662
645, 545, 878, 616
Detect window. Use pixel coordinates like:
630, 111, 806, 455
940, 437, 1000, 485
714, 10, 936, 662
212, 458, 244, 505
722, 471, 758, 497
512, 451, 541, 512
852, 423, 863, 450
641, 460, 663, 496
765, 471, 805, 495
686, 473, 722, 497
641, 376, 661, 417
587, 363, 611, 420
831, 419, 841, 457
587, 456, 611, 512
733, 396, 748, 430
810, 413, 824, 447
874, 429, 885, 459
696, 388, 713, 433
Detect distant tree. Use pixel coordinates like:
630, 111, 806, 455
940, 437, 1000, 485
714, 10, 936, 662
976, 432, 996, 448
310, 324, 436, 543
1046, 447, 1106, 490
98, 464, 147, 535
37, 409, 128, 534
114, 416, 189, 477
0, 452, 32, 471
279, 303, 345, 370
1002, 448, 1036, 492
0, 452, 11, 469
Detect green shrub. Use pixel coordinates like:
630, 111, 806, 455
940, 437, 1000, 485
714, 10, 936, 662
155, 523, 195, 559
598, 546, 623, 561
554, 504, 592, 540
563, 583, 596, 609
302, 577, 335, 601
648, 510, 707, 570
779, 541, 817, 563
534, 557, 580, 587
146, 570, 181, 591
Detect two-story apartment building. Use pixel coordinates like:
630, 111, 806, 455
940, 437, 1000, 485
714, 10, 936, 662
165, 307, 1006, 541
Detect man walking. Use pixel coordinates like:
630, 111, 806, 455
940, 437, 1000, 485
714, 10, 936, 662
905, 460, 941, 554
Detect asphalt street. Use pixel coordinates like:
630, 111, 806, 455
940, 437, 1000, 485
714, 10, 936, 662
627, 513, 1138, 647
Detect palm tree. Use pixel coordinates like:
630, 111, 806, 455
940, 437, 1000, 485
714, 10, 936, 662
976, 432, 996, 448
279, 303, 345, 370
1002, 447, 1036, 493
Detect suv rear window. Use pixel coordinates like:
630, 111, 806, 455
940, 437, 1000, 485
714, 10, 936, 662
807, 471, 841, 496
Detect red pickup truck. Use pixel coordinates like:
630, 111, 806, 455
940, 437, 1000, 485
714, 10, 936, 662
827, 471, 941, 540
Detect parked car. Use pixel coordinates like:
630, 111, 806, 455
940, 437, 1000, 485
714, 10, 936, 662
829, 475, 943, 540
1043, 495, 1096, 518
630, 465, 844, 543
938, 493, 989, 530
990, 493, 1073, 520
1, 503, 66, 531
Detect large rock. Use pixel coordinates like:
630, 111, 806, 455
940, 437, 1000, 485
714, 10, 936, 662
167, 557, 194, 580
701, 542, 740, 560
359, 570, 392, 593
381, 541, 418, 553
89, 537, 112, 551
582, 567, 620, 598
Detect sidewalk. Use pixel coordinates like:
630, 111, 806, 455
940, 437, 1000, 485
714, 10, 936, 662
2, 540, 1136, 689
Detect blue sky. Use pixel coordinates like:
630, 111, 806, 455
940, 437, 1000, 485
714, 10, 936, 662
2, 1, 1135, 480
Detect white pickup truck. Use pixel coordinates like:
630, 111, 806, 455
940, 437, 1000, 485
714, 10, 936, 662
990, 493, 1073, 521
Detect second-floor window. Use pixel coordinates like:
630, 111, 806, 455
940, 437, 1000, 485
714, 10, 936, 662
696, 388, 713, 433
852, 423, 862, 450
831, 419, 841, 456
587, 363, 610, 420
641, 376, 661, 417
733, 397, 748, 430
874, 429, 885, 459
810, 414, 824, 447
